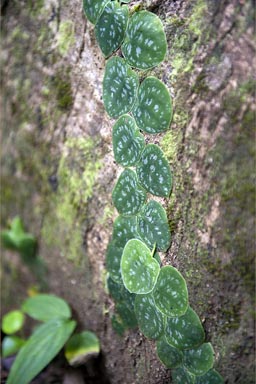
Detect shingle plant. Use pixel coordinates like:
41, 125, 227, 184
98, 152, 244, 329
83, 1, 224, 382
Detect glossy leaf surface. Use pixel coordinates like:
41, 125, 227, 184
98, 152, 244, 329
172, 367, 195, 384
165, 307, 205, 350
112, 115, 145, 167
137, 200, 171, 251
95, 1, 128, 57
157, 337, 183, 369
133, 77, 172, 134
136, 144, 172, 197
22, 294, 71, 322
195, 369, 224, 384
82, 0, 110, 24
7, 319, 76, 384
65, 331, 100, 365
122, 11, 167, 69
112, 169, 146, 216
112, 215, 138, 248
134, 293, 165, 339
153, 266, 188, 317
2, 310, 25, 335
103, 57, 139, 118
121, 239, 160, 294
183, 343, 214, 376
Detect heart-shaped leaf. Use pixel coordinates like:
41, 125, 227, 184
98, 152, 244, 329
137, 200, 171, 251
165, 307, 205, 350
172, 367, 195, 384
136, 144, 172, 197
195, 369, 224, 384
65, 331, 100, 366
122, 11, 167, 69
134, 293, 165, 339
112, 215, 138, 248
133, 77, 172, 134
103, 57, 139, 118
82, 0, 110, 24
156, 337, 183, 369
121, 239, 160, 294
153, 266, 188, 317
95, 1, 128, 57
183, 343, 214, 376
112, 115, 145, 167
112, 169, 146, 216
22, 294, 71, 322
106, 240, 123, 283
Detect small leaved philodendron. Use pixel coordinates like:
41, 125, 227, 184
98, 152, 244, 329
82, 1, 223, 382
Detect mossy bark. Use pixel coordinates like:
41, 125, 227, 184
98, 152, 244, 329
1, 0, 255, 383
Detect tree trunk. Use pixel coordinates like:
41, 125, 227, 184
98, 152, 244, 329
1, 0, 255, 383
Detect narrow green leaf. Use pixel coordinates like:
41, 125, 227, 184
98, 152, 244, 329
195, 369, 224, 384
95, 1, 128, 57
112, 169, 146, 216
103, 57, 139, 118
153, 266, 188, 317
2, 310, 25, 335
136, 144, 172, 197
165, 307, 205, 350
134, 293, 165, 339
65, 331, 100, 366
183, 343, 215, 376
157, 337, 183, 369
121, 11, 167, 69
82, 0, 110, 24
112, 114, 145, 167
121, 239, 160, 294
7, 319, 76, 384
22, 294, 71, 322
133, 76, 172, 134
137, 200, 171, 251
2, 336, 25, 358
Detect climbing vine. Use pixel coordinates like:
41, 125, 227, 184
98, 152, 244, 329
83, 1, 223, 382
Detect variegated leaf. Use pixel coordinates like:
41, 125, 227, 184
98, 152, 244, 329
195, 369, 224, 384
172, 367, 195, 384
156, 337, 183, 369
112, 215, 139, 248
106, 240, 123, 283
82, 0, 110, 24
183, 343, 214, 376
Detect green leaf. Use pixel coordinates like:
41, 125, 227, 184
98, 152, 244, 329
133, 76, 172, 134
7, 319, 76, 384
183, 343, 215, 376
2, 310, 25, 335
195, 369, 224, 384
156, 336, 183, 369
111, 314, 126, 336
22, 294, 71, 322
121, 11, 167, 69
103, 56, 139, 118
2, 336, 25, 358
137, 200, 171, 251
153, 266, 188, 317
112, 215, 139, 248
136, 144, 172, 197
165, 307, 205, 350
134, 293, 165, 339
116, 301, 138, 328
112, 169, 146, 216
82, 0, 110, 24
172, 367, 196, 384
121, 239, 160, 294
95, 1, 128, 57
107, 276, 136, 310
65, 331, 100, 366
112, 114, 145, 167
106, 240, 123, 283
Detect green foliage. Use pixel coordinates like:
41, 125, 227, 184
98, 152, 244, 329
7, 319, 76, 384
172, 367, 195, 384
133, 76, 173, 134
136, 144, 172, 197
134, 293, 165, 339
22, 294, 71, 322
112, 169, 146, 216
157, 337, 183, 369
112, 114, 145, 167
2, 310, 25, 335
183, 343, 214, 376
2, 336, 25, 358
195, 369, 224, 384
165, 307, 205, 350
112, 215, 139, 248
121, 11, 167, 69
121, 239, 160, 294
106, 240, 123, 283
137, 200, 171, 251
103, 57, 139, 118
95, 1, 128, 57
153, 266, 188, 317
65, 331, 100, 365
82, 0, 110, 24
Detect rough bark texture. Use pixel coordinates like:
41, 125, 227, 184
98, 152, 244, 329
1, 0, 255, 383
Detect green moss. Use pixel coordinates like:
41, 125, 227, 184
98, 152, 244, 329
57, 21, 75, 56
42, 137, 102, 264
